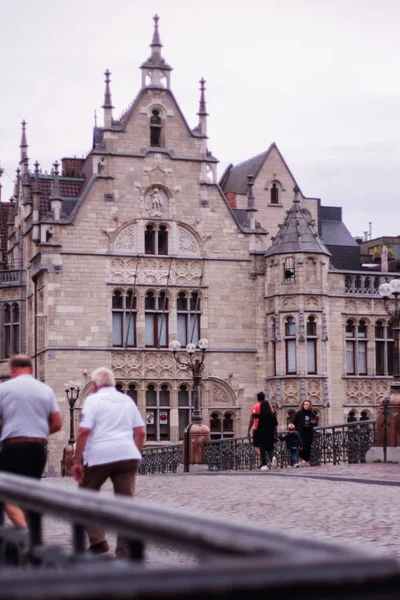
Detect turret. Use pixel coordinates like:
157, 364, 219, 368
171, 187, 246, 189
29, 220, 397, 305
140, 15, 173, 89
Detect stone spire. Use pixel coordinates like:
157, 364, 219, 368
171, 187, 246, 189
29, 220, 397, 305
244, 172, 257, 231
50, 161, 62, 220
19, 121, 31, 205
20, 120, 28, 164
197, 78, 208, 137
140, 15, 173, 89
265, 186, 331, 257
32, 161, 41, 243
102, 70, 114, 128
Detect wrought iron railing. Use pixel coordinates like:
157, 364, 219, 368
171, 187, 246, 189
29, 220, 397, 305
310, 419, 376, 466
0, 471, 399, 598
204, 420, 376, 472
139, 443, 182, 475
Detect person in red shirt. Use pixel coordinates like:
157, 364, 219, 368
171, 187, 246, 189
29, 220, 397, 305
247, 392, 278, 470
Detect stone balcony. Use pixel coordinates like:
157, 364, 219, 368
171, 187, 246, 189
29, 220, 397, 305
0, 269, 26, 288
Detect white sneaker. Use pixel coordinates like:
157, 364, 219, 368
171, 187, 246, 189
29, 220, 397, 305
294, 463, 300, 468
271, 456, 277, 469
260, 465, 269, 471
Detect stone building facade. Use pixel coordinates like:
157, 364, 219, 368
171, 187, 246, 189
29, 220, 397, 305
0, 16, 396, 473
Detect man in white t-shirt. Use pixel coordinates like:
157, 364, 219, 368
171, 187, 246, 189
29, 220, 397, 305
71, 366, 145, 558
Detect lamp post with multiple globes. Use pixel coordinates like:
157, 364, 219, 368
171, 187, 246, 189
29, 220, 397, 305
61, 381, 82, 477
169, 339, 210, 469
375, 279, 400, 462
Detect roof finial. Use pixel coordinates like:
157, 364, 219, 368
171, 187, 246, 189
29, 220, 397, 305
151, 14, 162, 47
102, 70, 114, 109
198, 78, 208, 116
33, 161, 40, 194
20, 120, 28, 163
94, 109, 97, 127
247, 173, 256, 210
50, 160, 61, 199
293, 185, 300, 203
196, 78, 209, 137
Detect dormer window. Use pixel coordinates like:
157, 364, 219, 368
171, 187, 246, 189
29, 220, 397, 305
150, 109, 162, 147
270, 183, 279, 204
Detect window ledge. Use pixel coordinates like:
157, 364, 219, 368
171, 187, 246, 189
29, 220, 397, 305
267, 203, 284, 208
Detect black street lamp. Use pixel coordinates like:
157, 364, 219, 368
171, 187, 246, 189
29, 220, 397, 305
169, 339, 210, 469
61, 381, 81, 476
375, 280, 400, 462
379, 280, 400, 393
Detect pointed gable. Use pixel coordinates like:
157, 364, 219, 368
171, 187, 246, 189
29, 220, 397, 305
266, 188, 331, 257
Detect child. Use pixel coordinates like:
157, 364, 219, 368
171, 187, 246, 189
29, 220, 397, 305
281, 424, 302, 468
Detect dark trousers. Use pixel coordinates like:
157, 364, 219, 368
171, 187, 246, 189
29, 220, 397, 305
289, 449, 299, 467
260, 443, 274, 467
0, 442, 47, 478
80, 459, 140, 557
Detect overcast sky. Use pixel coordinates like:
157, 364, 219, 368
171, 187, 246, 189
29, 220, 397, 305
1, 0, 399, 240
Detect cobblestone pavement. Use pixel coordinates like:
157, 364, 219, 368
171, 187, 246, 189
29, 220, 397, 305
29, 463, 400, 567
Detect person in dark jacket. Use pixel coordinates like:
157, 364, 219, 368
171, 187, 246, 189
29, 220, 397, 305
293, 400, 317, 465
280, 424, 302, 468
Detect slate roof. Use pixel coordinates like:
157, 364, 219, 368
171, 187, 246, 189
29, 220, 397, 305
320, 219, 358, 247
35, 176, 84, 218
265, 190, 331, 257
221, 150, 269, 195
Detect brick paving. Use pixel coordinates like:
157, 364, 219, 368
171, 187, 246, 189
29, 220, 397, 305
30, 463, 400, 567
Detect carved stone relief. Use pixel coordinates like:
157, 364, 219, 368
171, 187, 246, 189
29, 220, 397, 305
141, 259, 170, 285
284, 380, 299, 396
305, 296, 319, 309
358, 300, 371, 311
144, 352, 174, 378
175, 260, 203, 285
211, 382, 231, 405
178, 227, 198, 254
344, 299, 357, 312
114, 225, 135, 252
283, 395, 297, 405
111, 352, 142, 377
307, 380, 321, 395
375, 380, 390, 402
345, 379, 376, 405
145, 187, 168, 218
282, 296, 296, 309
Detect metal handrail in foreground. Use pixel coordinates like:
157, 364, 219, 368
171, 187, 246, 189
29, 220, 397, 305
204, 420, 376, 472
0, 472, 399, 599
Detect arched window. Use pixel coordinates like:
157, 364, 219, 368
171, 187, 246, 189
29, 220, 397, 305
178, 383, 192, 439
360, 410, 370, 421
145, 223, 168, 255
145, 291, 168, 347
375, 320, 394, 376
270, 183, 279, 204
112, 290, 136, 347
3, 303, 20, 358
347, 410, 357, 423
307, 316, 317, 374
283, 257, 295, 283
150, 109, 162, 147
158, 225, 168, 255
346, 319, 367, 375
177, 292, 201, 346
145, 224, 155, 254
209, 412, 235, 440
145, 384, 170, 441
127, 384, 137, 404
285, 317, 296, 374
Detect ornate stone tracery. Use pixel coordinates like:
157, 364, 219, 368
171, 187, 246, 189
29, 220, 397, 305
114, 225, 135, 252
